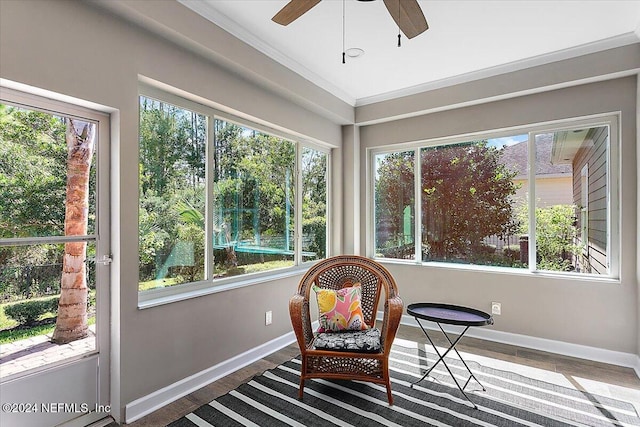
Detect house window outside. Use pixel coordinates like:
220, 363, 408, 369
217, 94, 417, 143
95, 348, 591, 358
138, 94, 329, 294
371, 118, 617, 278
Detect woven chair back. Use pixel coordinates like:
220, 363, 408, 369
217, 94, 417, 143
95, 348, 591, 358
297, 255, 398, 328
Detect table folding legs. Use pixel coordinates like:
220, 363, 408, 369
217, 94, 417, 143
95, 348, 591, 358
410, 318, 486, 409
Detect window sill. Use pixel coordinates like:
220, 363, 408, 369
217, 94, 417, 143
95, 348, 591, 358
137, 264, 313, 309
374, 257, 621, 284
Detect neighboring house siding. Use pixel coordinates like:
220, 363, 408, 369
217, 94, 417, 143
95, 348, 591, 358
572, 126, 608, 274
535, 176, 573, 207
502, 135, 573, 208
512, 176, 573, 207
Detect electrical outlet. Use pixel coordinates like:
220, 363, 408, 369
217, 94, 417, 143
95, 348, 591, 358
491, 302, 501, 315
265, 310, 272, 325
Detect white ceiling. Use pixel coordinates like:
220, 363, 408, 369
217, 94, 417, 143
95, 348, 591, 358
180, 0, 640, 106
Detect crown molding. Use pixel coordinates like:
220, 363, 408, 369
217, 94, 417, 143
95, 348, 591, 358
173, 2, 639, 111
177, 0, 357, 107
356, 32, 640, 107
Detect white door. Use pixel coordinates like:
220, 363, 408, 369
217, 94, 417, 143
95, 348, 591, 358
0, 88, 110, 427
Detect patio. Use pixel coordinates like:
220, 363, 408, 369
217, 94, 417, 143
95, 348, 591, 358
0, 325, 96, 379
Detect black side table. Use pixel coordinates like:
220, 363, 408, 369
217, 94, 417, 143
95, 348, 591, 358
407, 302, 494, 409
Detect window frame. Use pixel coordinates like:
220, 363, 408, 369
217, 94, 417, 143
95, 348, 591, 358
580, 163, 589, 257
368, 113, 620, 282
137, 84, 331, 308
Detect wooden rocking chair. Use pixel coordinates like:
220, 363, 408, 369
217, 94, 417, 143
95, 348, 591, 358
289, 255, 403, 405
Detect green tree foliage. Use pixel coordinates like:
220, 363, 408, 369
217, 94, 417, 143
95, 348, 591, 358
213, 121, 295, 242
138, 100, 323, 285
302, 148, 327, 259
0, 104, 67, 238
0, 245, 65, 300
0, 105, 90, 301
138, 98, 207, 283
375, 151, 414, 253
139, 99, 206, 196
375, 142, 519, 261
421, 142, 519, 259
518, 204, 580, 271
236, 130, 295, 238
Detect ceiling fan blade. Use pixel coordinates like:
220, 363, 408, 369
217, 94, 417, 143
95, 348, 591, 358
383, 0, 429, 39
272, 0, 322, 26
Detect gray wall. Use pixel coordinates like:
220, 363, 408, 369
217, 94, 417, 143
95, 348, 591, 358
1, 0, 638, 423
359, 76, 638, 354
637, 74, 640, 363
341, 125, 361, 255
0, 0, 345, 421
355, 44, 640, 125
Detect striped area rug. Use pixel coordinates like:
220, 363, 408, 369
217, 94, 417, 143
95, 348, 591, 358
170, 341, 640, 427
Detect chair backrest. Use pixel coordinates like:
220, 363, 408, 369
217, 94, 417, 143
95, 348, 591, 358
297, 255, 399, 328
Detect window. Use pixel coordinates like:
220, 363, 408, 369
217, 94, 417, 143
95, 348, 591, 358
301, 147, 328, 262
374, 151, 415, 260
211, 119, 296, 273
138, 92, 329, 295
139, 98, 206, 288
371, 116, 618, 278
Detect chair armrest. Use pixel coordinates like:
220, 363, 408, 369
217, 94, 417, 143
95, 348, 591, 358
289, 294, 314, 351
381, 295, 403, 354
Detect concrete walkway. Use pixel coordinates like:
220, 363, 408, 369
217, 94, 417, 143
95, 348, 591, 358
0, 325, 96, 379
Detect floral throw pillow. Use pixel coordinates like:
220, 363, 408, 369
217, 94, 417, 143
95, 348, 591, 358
313, 283, 369, 333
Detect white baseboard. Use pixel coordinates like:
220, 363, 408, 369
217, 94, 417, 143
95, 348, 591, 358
396, 313, 640, 378
126, 316, 639, 424
124, 330, 297, 424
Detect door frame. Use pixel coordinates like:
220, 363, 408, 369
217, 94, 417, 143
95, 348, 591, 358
0, 86, 111, 426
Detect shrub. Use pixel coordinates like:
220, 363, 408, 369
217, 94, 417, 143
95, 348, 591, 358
4, 296, 59, 325
503, 244, 521, 261
517, 204, 581, 271
87, 290, 96, 309
472, 243, 496, 256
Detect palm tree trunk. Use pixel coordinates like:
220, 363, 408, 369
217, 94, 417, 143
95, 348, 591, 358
52, 119, 95, 344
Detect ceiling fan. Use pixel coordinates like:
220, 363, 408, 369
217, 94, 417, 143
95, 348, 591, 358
272, 0, 429, 40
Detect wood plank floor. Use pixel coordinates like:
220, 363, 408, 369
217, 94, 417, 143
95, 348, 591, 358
111, 324, 640, 426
